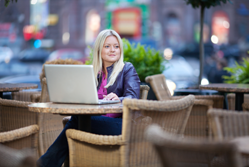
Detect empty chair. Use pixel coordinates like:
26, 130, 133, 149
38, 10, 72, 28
0, 125, 39, 160
65, 95, 195, 167
208, 108, 249, 140
0, 97, 64, 157
146, 74, 225, 139
208, 108, 249, 166
145, 74, 222, 139
12, 91, 41, 102
184, 99, 213, 138
146, 124, 243, 167
0, 144, 36, 167
145, 74, 224, 108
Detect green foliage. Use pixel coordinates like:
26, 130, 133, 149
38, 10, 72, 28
223, 58, 249, 84
5, 0, 17, 7
184, 0, 232, 8
122, 38, 166, 82
84, 45, 93, 65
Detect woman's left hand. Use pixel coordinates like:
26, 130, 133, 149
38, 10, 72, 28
103, 92, 120, 101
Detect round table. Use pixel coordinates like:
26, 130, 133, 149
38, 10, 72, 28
200, 84, 249, 111
0, 83, 38, 98
28, 102, 123, 132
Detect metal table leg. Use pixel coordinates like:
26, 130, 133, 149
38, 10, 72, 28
235, 93, 244, 111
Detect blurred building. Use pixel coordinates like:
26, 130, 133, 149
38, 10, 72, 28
0, 0, 248, 56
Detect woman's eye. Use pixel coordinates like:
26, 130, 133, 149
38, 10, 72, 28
105, 46, 109, 48
115, 46, 119, 48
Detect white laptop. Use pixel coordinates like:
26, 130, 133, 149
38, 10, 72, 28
44, 64, 120, 104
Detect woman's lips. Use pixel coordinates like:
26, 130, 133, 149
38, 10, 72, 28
109, 54, 115, 56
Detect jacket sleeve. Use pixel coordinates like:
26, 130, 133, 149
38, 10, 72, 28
119, 62, 140, 101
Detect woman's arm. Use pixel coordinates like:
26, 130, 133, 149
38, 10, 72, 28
119, 62, 140, 101
104, 62, 140, 101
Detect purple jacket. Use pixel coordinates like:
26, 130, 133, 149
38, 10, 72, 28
97, 62, 140, 101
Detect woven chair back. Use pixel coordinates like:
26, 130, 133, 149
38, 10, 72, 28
145, 74, 171, 100
122, 95, 195, 167
227, 94, 249, 111
0, 143, 36, 167
0, 124, 39, 160
208, 109, 249, 140
146, 124, 242, 167
0, 99, 37, 132
184, 99, 213, 138
208, 109, 249, 166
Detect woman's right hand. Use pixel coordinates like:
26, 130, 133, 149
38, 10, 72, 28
103, 92, 120, 101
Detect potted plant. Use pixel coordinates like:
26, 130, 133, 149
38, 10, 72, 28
122, 39, 166, 99
223, 58, 249, 84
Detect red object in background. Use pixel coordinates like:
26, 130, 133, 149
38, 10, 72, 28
0, 23, 11, 38
23, 32, 32, 41
212, 11, 230, 44
112, 8, 141, 38
23, 25, 46, 41
34, 31, 44, 39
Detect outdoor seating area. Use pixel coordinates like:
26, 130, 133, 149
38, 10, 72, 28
1, 0, 249, 166
0, 60, 249, 167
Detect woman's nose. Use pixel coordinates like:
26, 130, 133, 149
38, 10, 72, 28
110, 46, 115, 52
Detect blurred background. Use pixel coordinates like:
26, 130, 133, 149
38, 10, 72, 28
0, 0, 248, 92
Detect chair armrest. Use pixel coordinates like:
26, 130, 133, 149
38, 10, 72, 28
66, 129, 124, 145
0, 125, 39, 143
30, 93, 41, 102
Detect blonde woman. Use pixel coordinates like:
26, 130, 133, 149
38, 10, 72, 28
37, 29, 140, 167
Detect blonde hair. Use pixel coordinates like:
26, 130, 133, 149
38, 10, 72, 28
92, 29, 125, 88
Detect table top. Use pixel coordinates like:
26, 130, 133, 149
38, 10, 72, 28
28, 102, 123, 115
0, 83, 38, 92
199, 84, 249, 93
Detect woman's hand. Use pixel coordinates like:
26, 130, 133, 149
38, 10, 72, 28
103, 92, 120, 101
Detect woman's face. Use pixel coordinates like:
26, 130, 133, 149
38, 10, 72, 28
101, 35, 121, 67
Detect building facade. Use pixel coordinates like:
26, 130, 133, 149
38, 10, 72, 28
0, 0, 248, 55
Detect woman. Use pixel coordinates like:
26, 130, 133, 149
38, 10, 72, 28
37, 29, 140, 167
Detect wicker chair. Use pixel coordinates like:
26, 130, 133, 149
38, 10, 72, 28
243, 102, 249, 111
0, 144, 36, 167
145, 74, 222, 139
184, 99, 214, 138
0, 97, 64, 157
4, 59, 84, 157
65, 95, 195, 167
12, 91, 41, 102
145, 74, 224, 108
0, 125, 39, 160
227, 93, 249, 111
145, 124, 243, 167
208, 108, 249, 166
